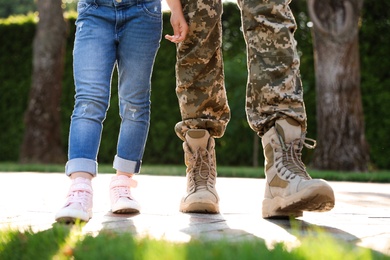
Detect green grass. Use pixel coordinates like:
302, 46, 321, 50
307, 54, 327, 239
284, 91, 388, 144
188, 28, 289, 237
0, 162, 389, 183
0, 223, 387, 260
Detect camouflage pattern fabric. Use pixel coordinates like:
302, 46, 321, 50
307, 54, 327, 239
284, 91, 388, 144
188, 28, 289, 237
175, 0, 230, 141
175, 0, 307, 140
238, 0, 307, 136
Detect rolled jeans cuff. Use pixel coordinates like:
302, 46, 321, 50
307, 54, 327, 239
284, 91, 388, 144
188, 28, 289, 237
113, 155, 141, 174
65, 158, 97, 177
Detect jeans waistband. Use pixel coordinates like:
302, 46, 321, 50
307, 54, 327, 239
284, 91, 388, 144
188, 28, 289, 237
81, 0, 154, 7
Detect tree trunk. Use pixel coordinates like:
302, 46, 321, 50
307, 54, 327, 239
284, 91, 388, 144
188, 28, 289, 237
20, 0, 67, 163
307, 0, 369, 171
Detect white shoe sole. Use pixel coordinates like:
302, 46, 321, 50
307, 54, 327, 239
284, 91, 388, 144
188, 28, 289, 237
55, 208, 92, 223
111, 199, 141, 214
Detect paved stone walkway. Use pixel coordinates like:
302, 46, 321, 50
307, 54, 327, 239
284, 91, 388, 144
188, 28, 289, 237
0, 172, 389, 256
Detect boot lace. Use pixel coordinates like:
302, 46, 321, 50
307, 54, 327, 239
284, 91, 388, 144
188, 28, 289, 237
187, 146, 216, 192
276, 134, 316, 180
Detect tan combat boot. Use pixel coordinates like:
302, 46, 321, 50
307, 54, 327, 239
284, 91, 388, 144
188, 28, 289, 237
262, 118, 335, 218
180, 129, 219, 213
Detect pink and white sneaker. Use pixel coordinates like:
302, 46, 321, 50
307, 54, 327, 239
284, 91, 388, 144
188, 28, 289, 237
110, 175, 140, 214
55, 177, 93, 223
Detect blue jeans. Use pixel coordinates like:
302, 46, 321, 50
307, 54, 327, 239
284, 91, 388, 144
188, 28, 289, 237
66, 0, 162, 176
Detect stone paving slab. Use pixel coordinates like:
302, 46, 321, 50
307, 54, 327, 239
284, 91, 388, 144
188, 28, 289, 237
0, 172, 389, 256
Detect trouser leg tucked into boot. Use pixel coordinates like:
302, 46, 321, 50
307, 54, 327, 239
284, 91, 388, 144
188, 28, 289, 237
262, 118, 335, 218
180, 129, 219, 213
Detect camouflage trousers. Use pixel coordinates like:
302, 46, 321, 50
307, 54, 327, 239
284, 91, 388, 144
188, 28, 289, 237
175, 0, 307, 140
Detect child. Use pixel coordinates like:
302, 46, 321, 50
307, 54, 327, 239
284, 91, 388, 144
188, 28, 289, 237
55, 0, 188, 223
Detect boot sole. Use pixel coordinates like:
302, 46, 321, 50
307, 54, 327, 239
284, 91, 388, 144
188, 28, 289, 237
180, 202, 219, 214
262, 185, 335, 219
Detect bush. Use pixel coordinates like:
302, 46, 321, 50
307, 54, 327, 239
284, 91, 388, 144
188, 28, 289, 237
0, 15, 35, 161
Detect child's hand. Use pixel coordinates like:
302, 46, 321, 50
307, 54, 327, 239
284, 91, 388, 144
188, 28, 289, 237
165, 12, 188, 43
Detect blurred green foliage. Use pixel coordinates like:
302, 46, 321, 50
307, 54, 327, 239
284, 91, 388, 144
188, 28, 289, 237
0, 2, 389, 169
0, 0, 36, 18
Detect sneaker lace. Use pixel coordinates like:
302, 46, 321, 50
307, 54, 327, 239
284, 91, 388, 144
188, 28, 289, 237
67, 187, 92, 210
276, 134, 316, 180
188, 147, 216, 191
111, 179, 137, 200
